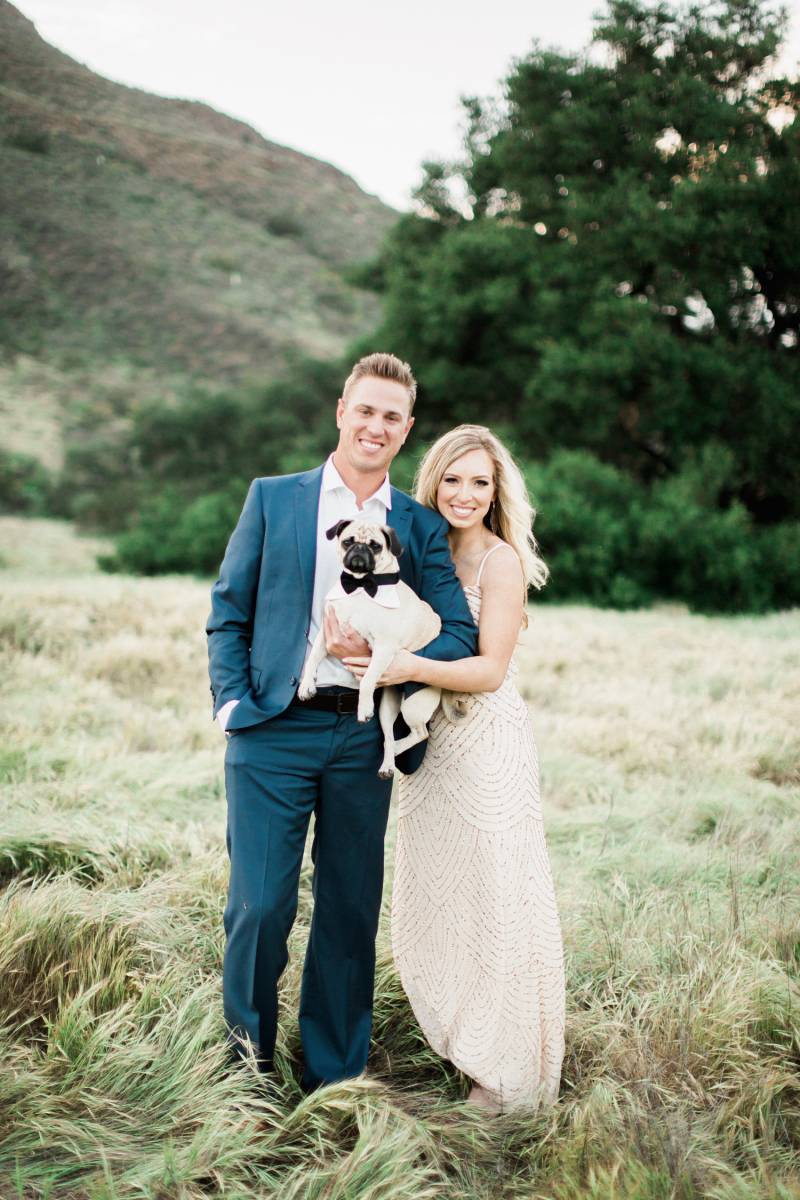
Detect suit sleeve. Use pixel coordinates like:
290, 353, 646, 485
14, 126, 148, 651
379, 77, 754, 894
206, 478, 264, 717
412, 513, 478, 669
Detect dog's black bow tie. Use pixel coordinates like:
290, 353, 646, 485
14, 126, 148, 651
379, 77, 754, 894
340, 570, 400, 598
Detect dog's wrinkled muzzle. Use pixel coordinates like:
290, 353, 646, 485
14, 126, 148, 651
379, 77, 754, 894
344, 544, 375, 574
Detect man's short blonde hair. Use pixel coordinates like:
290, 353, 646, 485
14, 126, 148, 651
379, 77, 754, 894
341, 352, 417, 413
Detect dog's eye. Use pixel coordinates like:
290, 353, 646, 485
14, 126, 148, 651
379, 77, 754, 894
368, 540, 382, 552
342, 537, 355, 547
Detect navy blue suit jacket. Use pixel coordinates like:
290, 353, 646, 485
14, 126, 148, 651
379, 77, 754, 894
206, 465, 477, 774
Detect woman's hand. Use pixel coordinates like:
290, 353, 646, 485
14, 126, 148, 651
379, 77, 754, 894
343, 648, 419, 685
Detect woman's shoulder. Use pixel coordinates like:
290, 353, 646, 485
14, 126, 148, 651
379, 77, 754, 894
478, 540, 523, 587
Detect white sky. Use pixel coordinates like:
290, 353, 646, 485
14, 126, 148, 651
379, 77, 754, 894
15, 0, 800, 211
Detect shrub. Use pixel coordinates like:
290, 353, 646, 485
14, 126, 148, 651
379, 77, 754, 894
0, 450, 54, 515
756, 521, 800, 612
637, 481, 769, 614
4, 121, 50, 154
100, 486, 246, 575
266, 212, 304, 239
98, 441, 800, 614
525, 446, 800, 614
525, 451, 651, 608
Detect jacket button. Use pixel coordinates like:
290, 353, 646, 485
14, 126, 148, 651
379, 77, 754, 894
290, 675, 297, 686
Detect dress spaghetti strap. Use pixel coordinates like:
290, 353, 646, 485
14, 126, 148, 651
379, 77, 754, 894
475, 541, 509, 588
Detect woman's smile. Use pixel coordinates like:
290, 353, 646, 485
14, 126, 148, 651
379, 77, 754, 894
436, 447, 496, 527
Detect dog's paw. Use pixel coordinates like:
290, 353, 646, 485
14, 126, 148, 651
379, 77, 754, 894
297, 678, 316, 700
442, 693, 469, 722
357, 705, 375, 723
378, 764, 394, 779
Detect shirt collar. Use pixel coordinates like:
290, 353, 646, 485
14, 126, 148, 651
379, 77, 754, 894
328, 578, 400, 608
322, 453, 392, 510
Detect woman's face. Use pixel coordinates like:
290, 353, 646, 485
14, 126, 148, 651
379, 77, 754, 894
436, 447, 496, 531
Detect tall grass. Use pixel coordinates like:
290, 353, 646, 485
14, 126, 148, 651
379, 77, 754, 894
1, 519, 798, 1198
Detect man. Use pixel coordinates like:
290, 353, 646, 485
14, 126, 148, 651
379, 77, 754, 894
207, 352, 477, 1092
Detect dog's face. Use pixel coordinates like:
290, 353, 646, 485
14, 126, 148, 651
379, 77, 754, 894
326, 519, 403, 575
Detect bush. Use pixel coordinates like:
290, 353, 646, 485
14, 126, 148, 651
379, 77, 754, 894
266, 212, 304, 239
4, 121, 50, 154
526, 451, 651, 608
97, 440, 800, 614
754, 521, 800, 612
526, 447, 800, 614
100, 486, 246, 575
82, 364, 798, 614
637, 451, 770, 613
0, 450, 54, 515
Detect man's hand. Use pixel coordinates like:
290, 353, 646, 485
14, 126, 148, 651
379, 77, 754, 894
216, 697, 240, 735
324, 607, 372, 661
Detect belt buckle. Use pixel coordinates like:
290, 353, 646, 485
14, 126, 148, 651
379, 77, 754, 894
337, 692, 354, 714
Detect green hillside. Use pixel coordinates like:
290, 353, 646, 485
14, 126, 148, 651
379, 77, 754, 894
0, 0, 394, 464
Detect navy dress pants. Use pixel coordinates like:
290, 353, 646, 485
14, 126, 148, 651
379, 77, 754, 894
222, 700, 393, 1090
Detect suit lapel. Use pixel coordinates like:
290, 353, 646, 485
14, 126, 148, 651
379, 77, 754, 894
296, 472, 414, 602
388, 487, 414, 585
296, 465, 324, 612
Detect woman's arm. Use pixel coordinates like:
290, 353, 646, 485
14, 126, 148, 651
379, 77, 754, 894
345, 545, 524, 694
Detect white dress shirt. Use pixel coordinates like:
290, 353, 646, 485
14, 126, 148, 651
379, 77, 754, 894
305, 453, 392, 687
217, 455, 391, 731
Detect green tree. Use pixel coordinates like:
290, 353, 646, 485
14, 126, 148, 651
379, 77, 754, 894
371, 0, 799, 519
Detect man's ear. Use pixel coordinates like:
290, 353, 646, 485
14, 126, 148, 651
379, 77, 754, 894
326, 519, 352, 541
383, 526, 403, 558
401, 414, 415, 445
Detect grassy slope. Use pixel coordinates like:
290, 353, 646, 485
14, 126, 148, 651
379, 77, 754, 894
0, 133, 377, 372
0, 0, 392, 466
0, 518, 798, 1199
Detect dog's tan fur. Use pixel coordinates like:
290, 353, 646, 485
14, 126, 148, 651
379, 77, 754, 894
298, 519, 461, 777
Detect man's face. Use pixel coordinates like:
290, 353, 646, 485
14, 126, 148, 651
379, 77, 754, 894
335, 376, 414, 477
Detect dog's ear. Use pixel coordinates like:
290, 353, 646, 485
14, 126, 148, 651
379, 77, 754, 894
382, 526, 403, 558
326, 519, 352, 542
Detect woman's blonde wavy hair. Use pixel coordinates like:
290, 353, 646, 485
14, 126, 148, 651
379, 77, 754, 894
414, 425, 548, 628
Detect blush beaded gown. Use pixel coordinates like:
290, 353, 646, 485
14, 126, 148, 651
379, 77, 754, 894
392, 543, 566, 1111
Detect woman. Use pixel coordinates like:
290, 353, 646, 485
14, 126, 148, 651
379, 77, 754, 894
346, 425, 566, 1114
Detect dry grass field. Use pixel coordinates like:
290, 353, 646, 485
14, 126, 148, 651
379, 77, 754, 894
1, 517, 798, 1199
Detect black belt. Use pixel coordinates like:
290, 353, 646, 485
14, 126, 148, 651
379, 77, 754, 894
291, 687, 363, 714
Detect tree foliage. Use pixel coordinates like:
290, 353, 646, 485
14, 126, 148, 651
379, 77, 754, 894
371, 0, 799, 523
0, 449, 54, 516
88, 0, 800, 609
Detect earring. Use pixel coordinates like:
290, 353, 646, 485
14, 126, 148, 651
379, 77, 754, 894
489, 500, 498, 532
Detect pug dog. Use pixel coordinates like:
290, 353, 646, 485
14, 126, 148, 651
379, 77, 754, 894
298, 518, 457, 777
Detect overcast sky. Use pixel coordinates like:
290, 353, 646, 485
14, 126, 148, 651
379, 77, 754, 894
15, 0, 800, 210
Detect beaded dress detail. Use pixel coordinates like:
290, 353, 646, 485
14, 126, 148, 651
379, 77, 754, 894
392, 544, 566, 1111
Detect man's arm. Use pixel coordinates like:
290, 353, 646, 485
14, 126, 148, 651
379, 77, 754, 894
412, 514, 477, 667
206, 478, 264, 718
